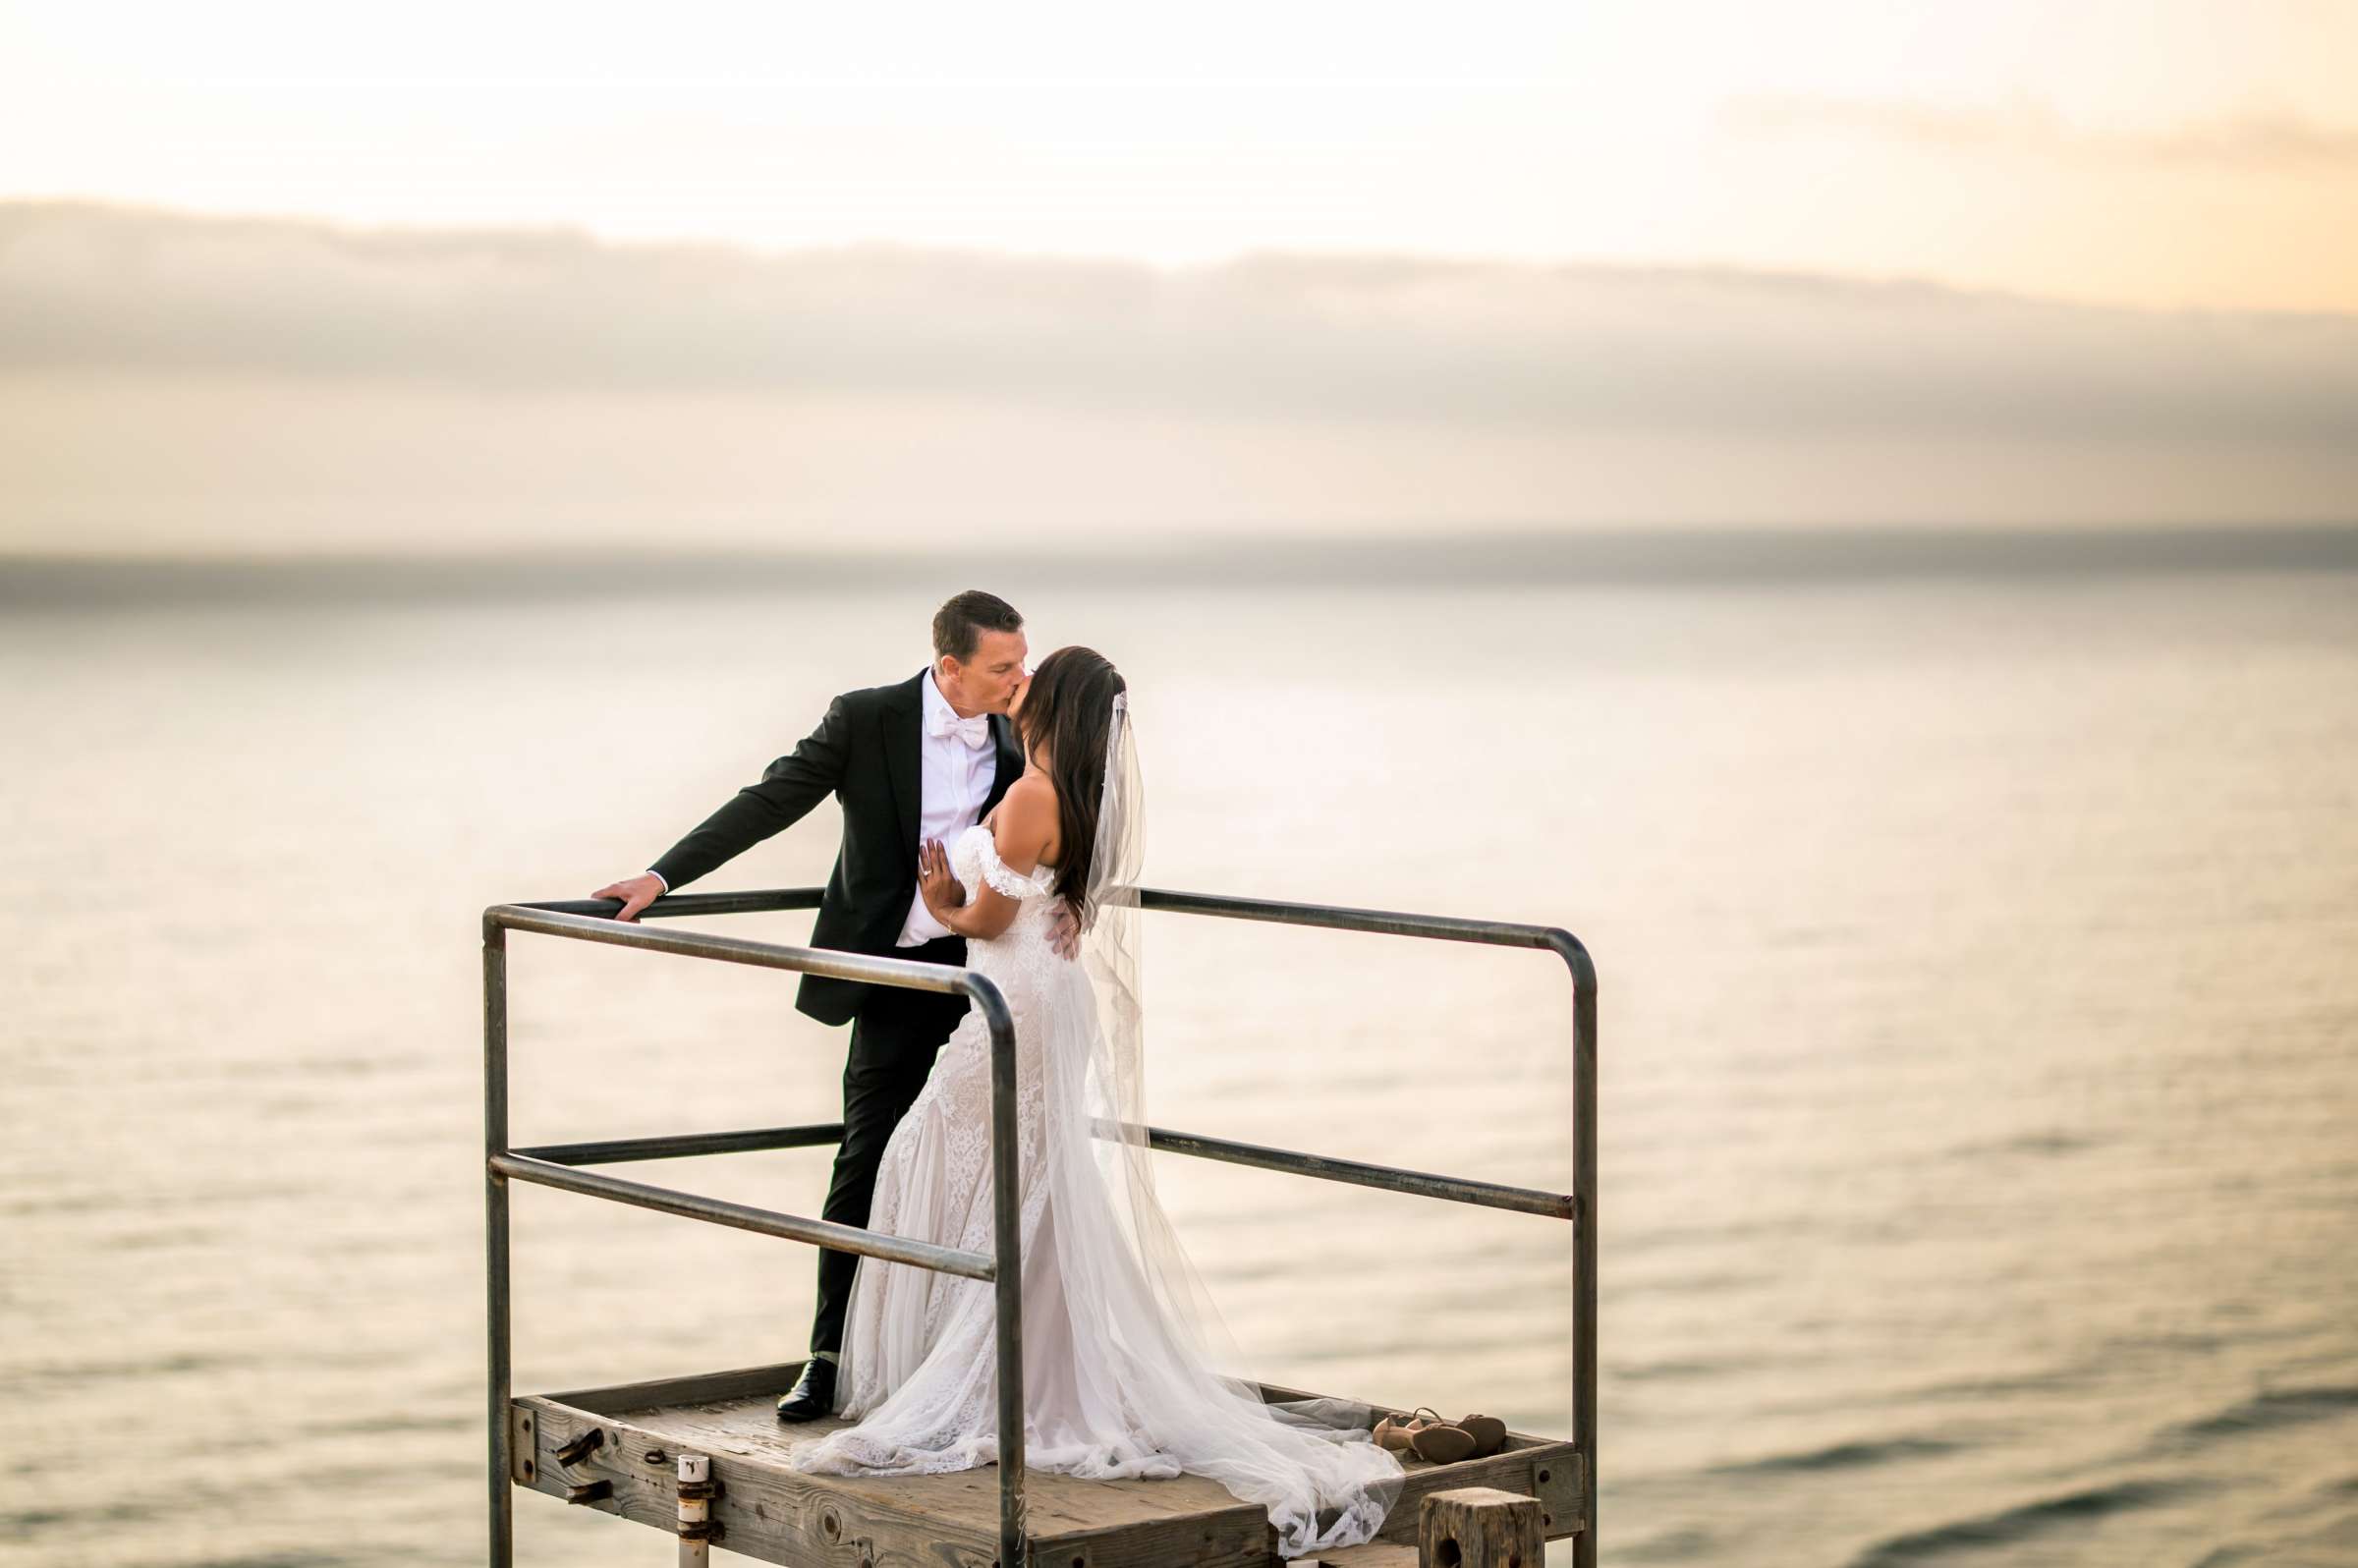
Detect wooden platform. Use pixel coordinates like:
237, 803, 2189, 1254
510, 1359, 1585, 1567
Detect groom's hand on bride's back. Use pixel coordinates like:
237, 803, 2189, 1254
1046, 900, 1081, 961
590, 871, 666, 924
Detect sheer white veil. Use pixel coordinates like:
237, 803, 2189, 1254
1074, 688, 1248, 1367
1075, 693, 1219, 1346
1064, 687, 1405, 1553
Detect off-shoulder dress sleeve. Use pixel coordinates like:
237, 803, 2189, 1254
971, 826, 1058, 901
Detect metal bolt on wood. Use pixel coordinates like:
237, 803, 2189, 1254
553, 1427, 603, 1467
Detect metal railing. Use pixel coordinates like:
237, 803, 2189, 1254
484, 884, 1599, 1568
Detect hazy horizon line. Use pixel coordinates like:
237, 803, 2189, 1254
7, 523, 2354, 609
13, 194, 2358, 323
9, 197, 2355, 436
7, 198, 2356, 552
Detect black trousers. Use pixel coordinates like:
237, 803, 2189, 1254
808, 932, 970, 1359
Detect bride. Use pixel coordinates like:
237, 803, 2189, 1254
782, 645, 1405, 1557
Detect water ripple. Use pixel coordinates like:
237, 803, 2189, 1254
1846, 1476, 2207, 1566
1712, 1433, 1964, 1477
1939, 1128, 2104, 1160
2159, 1382, 2358, 1444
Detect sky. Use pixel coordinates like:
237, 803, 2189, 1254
5, 0, 2353, 310
1, 0, 2352, 555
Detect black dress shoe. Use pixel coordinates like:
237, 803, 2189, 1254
775, 1357, 837, 1423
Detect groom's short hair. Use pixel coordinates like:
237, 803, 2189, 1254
933, 590, 1024, 663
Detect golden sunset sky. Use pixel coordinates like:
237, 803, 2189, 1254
2, 1, 2352, 555
8, 0, 2353, 310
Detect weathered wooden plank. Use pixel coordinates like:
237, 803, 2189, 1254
628, 1392, 1265, 1538
638, 1394, 1277, 1568
517, 1393, 1271, 1568
1296, 1543, 1421, 1568
1534, 1451, 1585, 1541
511, 1369, 1582, 1566
543, 1356, 807, 1413
519, 1396, 996, 1568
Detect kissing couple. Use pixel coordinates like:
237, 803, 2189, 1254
591, 589, 1403, 1557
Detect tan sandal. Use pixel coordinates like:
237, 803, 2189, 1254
1409, 1416, 1476, 1464
1378, 1405, 1497, 1464
1456, 1413, 1507, 1459
1373, 1407, 1435, 1453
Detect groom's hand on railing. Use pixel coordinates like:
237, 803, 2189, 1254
590, 871, 666, 924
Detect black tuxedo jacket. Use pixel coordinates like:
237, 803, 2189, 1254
647, 670, 1024, 1027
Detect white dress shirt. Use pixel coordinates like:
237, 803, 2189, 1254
896, 669, 997, 945
642, 671, 997, 936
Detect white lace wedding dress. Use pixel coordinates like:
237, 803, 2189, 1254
783, 820, 1404, 1557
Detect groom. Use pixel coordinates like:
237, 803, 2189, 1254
591, 589, 1030, 1422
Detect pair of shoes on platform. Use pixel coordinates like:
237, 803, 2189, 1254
1373, 1406, 1507, 1464
775, 1357, 837, 1423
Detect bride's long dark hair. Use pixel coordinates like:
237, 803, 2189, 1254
1015, 645, 1126, 923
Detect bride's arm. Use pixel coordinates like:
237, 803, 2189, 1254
919, 780, 1056, 941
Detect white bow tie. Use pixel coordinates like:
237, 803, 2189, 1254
928, 708, 991, 751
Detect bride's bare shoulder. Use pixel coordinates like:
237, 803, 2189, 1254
989, 774, 1059, 870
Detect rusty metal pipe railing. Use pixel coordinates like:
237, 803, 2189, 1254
486, 884, 1599, 1568
516, 1123, 848, 1165
1124, 885, 1600, 1568
491, 1150, 997, 1279
522, 1119, 1577, 1221
1115, 1123, 1580, 1222
482, 906, 1028, 1568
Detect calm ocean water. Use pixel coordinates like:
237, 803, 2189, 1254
5, 567, 2354, 1567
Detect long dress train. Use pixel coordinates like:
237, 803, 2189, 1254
783, 821, 1403, 1557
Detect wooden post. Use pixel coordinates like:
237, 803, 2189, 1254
1419, 1486, 1544, 1568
